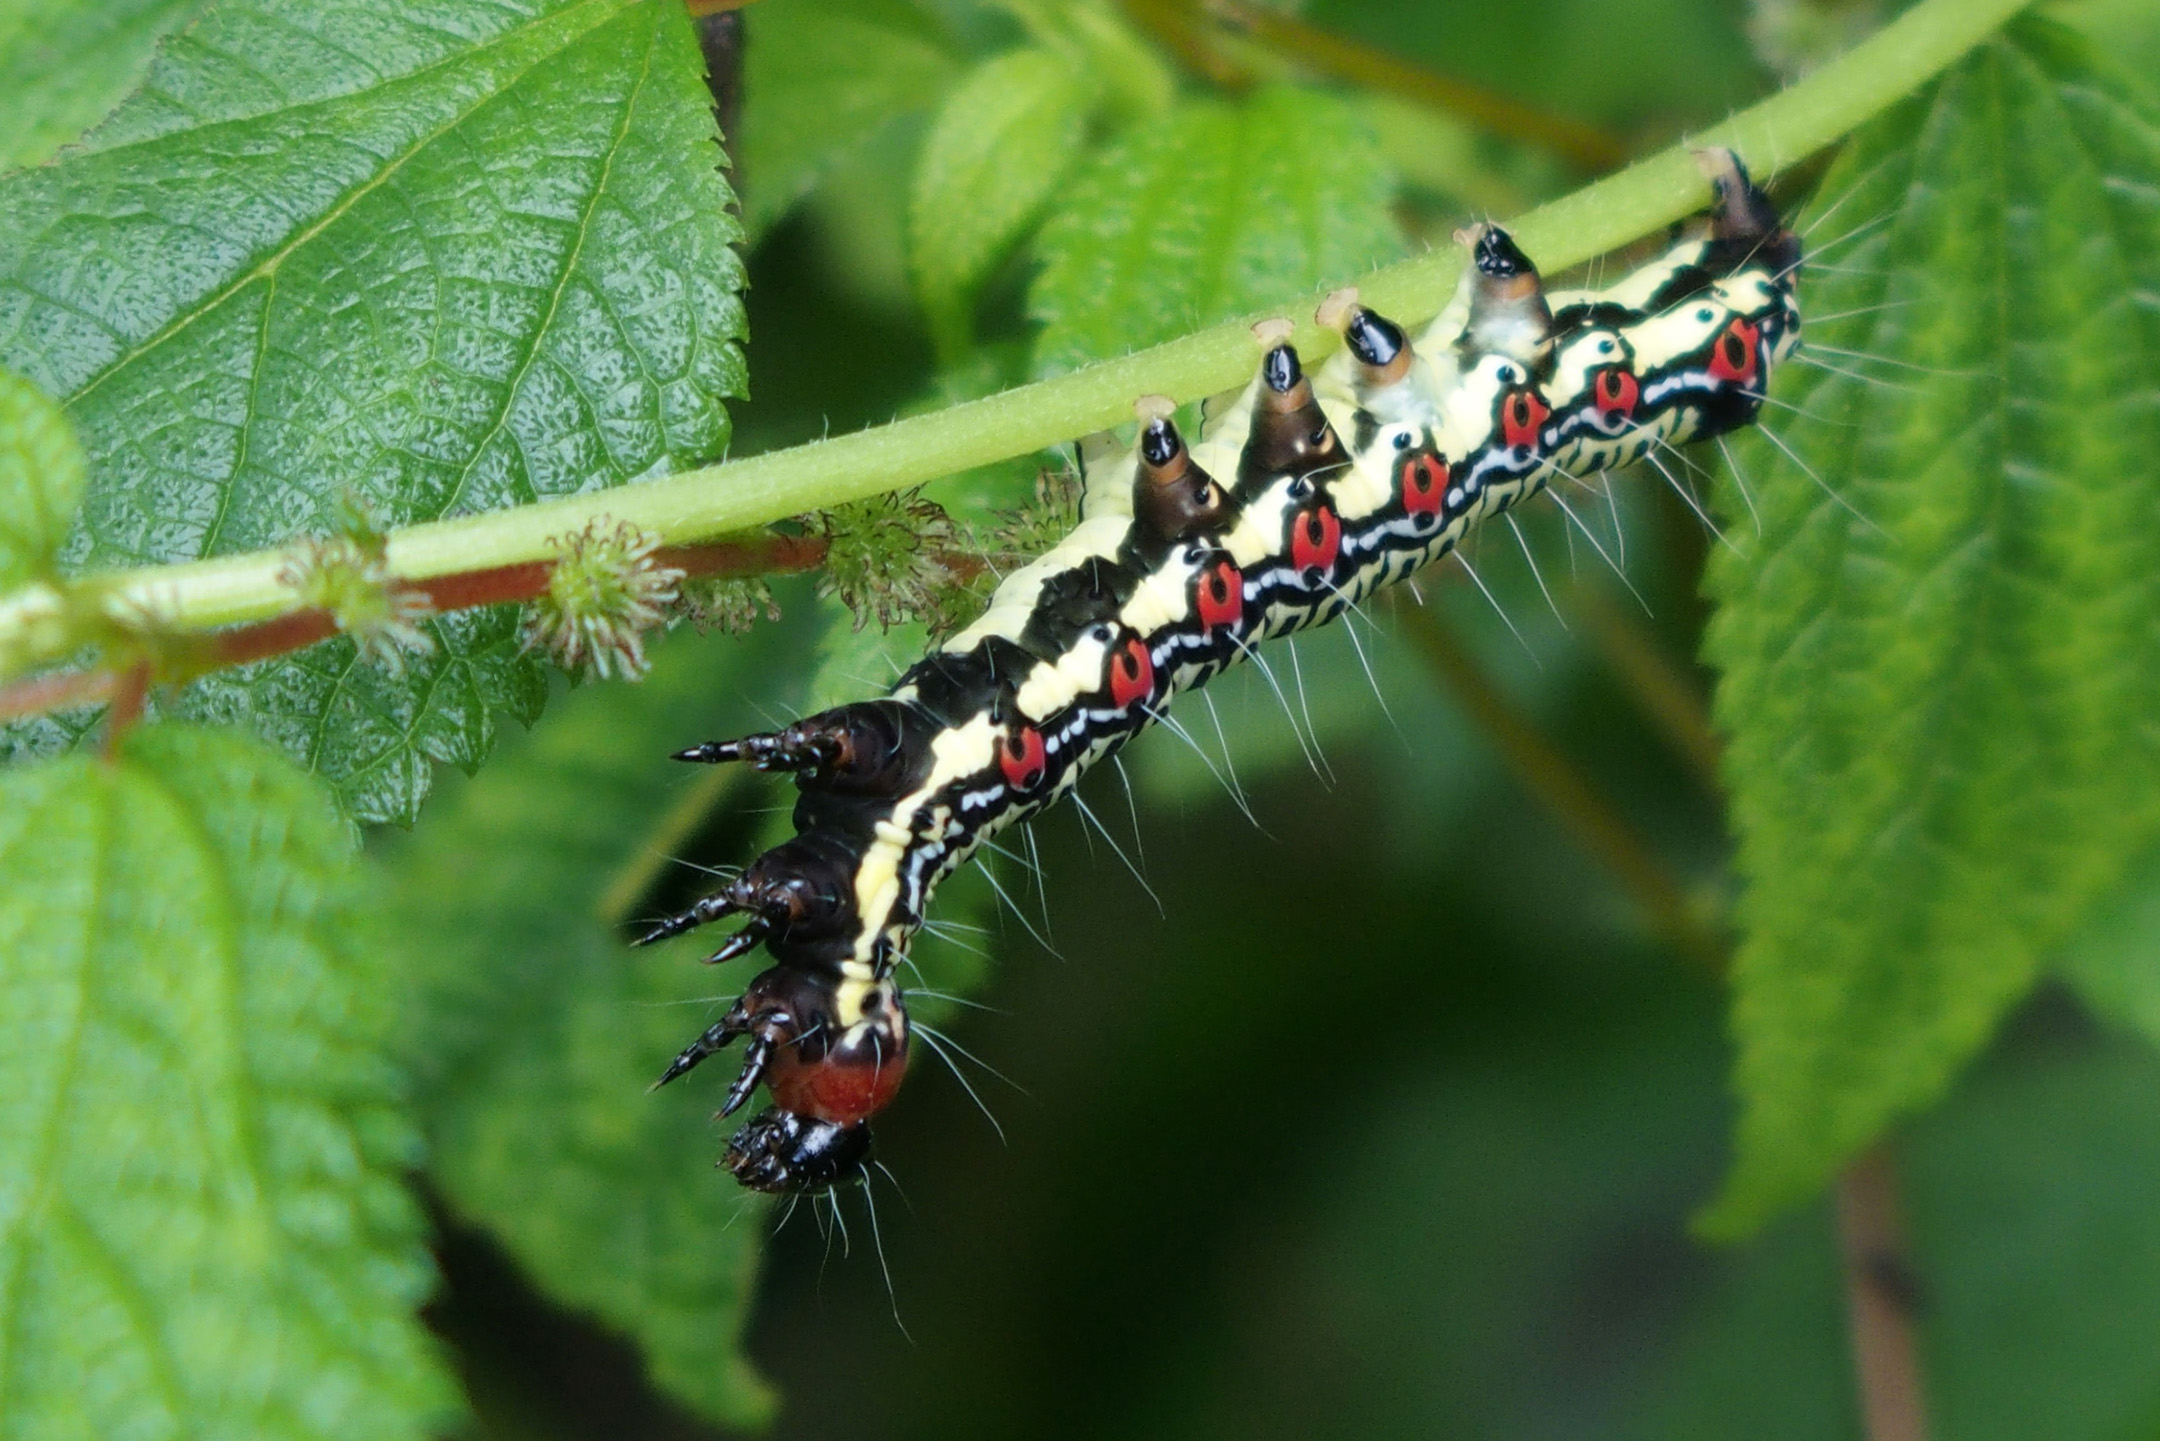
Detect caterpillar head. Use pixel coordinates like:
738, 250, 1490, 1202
721, 976, 911, 1194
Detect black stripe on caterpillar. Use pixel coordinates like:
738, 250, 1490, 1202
639, 150, 1802, 1194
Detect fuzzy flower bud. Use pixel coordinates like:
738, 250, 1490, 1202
278, 534, 433, 672
525, 518, 684, 680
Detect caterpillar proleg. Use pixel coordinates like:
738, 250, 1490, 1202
643, 151, 1802, 1194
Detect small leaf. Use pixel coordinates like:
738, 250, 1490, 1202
910, 47, 1091, 352
0, 0, 747, 823
0, 369, 87, 594
738, 0, 958, 241
0, 0, 208, 171
0, 725, 459, 1439
1029, 84, 1400, 376
1700, 24, 2160, 1234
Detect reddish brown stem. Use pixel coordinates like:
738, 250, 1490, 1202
1119, 0, 1256, 90
0, 666, 119, 723
211, 609, 342, 668
208, 531, 827, 672
1837, 1145, 1931, 1441
101, 663, 151, 756
4, 531, 831, 726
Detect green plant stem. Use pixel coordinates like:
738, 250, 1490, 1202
0, 0, 2032, 664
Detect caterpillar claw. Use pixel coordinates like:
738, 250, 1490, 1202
1698, 147, 1801, 278
703, 925, 767, 965
633, 894, 739, 947
721, 1033, 777, 1117
673, 723, 841, 775
651, 1002, 751, 1089
722, 1109, 873, 1194
671, 739, 750, 764
1342, 305, 1414, 390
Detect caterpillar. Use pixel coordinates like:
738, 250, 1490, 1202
640, 150, 1802, 1194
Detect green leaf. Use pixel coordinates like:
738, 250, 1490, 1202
0, 0, 208, 172
0, 370, 87, 594
0, 0, 747, 824
2056, 841, 2160, 1042
1700, 23, 2160, 1234
381, 622, 810, 1429
0, 725, 458, 1440
738, 0, 958, 242
1029, 84, 1401, 376
910, 47, 1091, 354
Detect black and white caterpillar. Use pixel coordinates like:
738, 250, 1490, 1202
640, 151, 1802, 1193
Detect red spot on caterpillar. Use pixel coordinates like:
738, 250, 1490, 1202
1708, 316, 1760, 385
999, 726, 1047, 790
1197, 558, 1242, 631
1593, 367, 1638, 416
1501, 390, 1550, 450
1401, 453, 1446, 515
1109, 636, 1154, 708
1291, 505, 1341, 573
767, 1037, 910, 1125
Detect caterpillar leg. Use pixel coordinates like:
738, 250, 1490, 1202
652, 998, 753, 1089
672, 703, 914, 793
632, 833, 862, 958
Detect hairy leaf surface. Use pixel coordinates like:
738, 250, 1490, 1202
1029, 84, 1400, 376
0, 726, 456, 1440
1701, 24, 2160, 1233
0, 0, 746, 823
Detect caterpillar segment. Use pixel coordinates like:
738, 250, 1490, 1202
647, 151, 1802, 1194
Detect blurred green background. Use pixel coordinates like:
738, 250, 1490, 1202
404, 1, 2160, 1435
